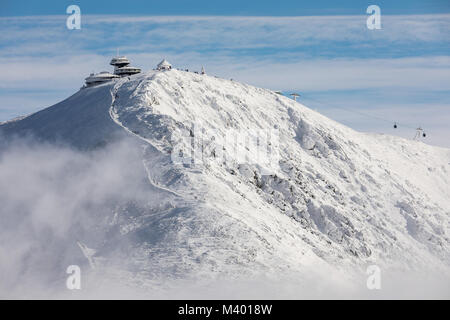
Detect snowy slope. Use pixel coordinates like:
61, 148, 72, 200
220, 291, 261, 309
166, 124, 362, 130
0, 84, 125, 149
1, 69, 449, 296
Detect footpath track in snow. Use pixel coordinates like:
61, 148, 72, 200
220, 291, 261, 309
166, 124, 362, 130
109, 76, 185, 199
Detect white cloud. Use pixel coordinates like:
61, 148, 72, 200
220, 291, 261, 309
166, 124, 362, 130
1, 14, 449, 57
1, 53, 449, 91
0, 137, 168, 294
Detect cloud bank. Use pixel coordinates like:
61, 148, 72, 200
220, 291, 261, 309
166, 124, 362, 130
0, 136, 170, 297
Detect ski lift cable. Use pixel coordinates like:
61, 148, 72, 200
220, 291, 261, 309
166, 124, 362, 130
300, 94, 419, 130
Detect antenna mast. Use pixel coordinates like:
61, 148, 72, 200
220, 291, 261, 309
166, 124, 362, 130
290, 93, 300, 102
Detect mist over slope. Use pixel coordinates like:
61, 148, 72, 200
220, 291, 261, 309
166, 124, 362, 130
1, 69, 449, 298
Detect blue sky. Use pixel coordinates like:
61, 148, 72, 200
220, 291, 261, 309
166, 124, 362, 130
0, 1, 449, 147
2, 0, 450, 16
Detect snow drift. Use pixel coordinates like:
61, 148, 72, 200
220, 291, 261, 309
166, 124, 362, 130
0, 69, 449, 298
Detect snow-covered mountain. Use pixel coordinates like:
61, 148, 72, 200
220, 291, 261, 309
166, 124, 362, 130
1, 69, 449, 298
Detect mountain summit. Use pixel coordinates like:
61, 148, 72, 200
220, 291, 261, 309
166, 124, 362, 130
1, 69, 449, 297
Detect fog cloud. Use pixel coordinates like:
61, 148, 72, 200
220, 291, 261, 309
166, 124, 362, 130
0, 136, 169, 297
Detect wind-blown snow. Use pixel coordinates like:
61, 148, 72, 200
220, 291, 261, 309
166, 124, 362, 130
0, 69, 449, 298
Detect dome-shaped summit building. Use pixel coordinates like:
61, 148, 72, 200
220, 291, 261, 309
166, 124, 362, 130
156, 59, 172, 71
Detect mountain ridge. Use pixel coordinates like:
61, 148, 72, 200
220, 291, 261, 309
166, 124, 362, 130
1, 69, 449, 296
